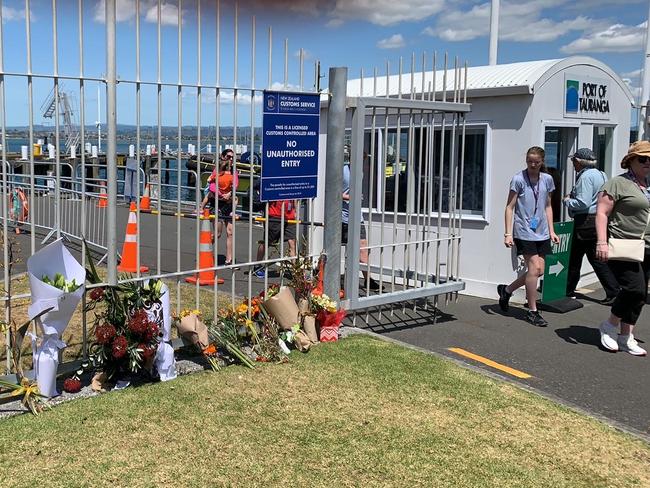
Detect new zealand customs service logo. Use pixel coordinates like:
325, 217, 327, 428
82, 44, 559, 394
565, 79, 579, 113
265, 93, 276, 112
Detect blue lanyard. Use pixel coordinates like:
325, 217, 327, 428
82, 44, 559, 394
523, 170, 540, 213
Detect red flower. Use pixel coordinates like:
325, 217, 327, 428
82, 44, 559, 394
317, 309, 347, 329
143, 321, 160, 342
128, 310, 150, 336
95, 323, 117, 345
138, 343, 156, 360
63, 377, 82, 393
89, 287, 104, 301
112, 335, 128, 359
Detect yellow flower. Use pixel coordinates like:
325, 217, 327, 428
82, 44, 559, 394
236, 303, 248, 315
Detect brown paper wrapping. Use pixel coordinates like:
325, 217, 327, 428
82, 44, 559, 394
302, 315, 318, 343
177, 314, 210, 349
298, 298, 310, 314
294, 329, 311, 352
263, 286, 300, 331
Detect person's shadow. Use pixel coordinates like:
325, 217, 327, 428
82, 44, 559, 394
555, 325, 613, 352
480, 303, 530, 323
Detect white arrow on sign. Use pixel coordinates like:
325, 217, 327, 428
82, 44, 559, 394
549, 261, 564, 276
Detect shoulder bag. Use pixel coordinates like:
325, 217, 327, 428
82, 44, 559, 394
608, 211, 650, 262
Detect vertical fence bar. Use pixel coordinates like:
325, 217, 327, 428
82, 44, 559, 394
53, 0, 62, 241
79, 0, 88, 359
247, 15, 256, 308
176, 0, 182, 313
213, 0, 221, 320
323, 67, 347, 303
156, 0, 162, 275
0, 0, 11, 370
25, 0, 36, 254
135, 0, 142, 278
106, 0, 118, 285
195, 0, 202, 308
231, 0, 239, 306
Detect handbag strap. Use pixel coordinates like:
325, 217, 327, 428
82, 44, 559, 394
641, 210, 650, 240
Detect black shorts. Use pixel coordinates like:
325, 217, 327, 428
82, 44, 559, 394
267, 220, 296, 244
341, 222, 367, 245
514, 238, 552, 257
216, 201, 234, 221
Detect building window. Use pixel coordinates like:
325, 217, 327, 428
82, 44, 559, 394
360, 125, 486, 216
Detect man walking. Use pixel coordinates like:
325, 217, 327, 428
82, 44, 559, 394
563, 148, 619, 304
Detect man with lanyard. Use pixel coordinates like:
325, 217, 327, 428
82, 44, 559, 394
564, 148, 619, 304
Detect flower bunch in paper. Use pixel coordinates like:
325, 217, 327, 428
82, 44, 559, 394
27, 239, 86, 397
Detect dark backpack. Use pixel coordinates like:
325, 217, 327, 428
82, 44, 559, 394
251, 178, 264, 212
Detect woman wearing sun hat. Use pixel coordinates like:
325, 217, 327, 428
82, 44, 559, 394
595, 140, 650, 356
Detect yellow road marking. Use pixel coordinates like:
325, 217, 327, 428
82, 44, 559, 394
448, 348, 532, 379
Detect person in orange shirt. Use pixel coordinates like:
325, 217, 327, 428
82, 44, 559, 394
201, 149, 238, 265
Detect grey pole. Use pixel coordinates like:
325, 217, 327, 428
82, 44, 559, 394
640, 0, 650, 140
488, 0, 500, 66
106, 0, 118, 285
323, 67, 347, 302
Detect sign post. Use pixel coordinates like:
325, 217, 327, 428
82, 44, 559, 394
261, 91, 320, 201
541, 221, 583, 312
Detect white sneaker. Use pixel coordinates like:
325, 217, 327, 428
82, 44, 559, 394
617, 334, 647, 356
599, 321, 619, 351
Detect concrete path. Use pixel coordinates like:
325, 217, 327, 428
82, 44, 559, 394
354, 289, 650, 438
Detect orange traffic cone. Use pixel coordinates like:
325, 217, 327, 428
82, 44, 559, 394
186, 210, 224, 285
117, 202, 149, 273
140, 183, 151, 211
97, 181, 108, 208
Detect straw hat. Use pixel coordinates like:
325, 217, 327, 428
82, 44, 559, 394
621, 140, 650, 169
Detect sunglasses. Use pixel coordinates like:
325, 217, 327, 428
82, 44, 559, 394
638, 156, 650, 164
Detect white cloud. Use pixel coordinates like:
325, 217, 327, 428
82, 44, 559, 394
561, 22, 646, 54
377, 34, 406, 49
2, 5, 25, 21
294, 49, 313, 61
621, 69, 642, 79
144, 2, 180, 26
94, 0, 179, 26
424, 1, 601, 43
622, 78, 642, 99
329, 0, 445, 27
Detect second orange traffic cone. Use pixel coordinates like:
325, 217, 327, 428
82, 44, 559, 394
140, 183, 151, 211
186, 210, 224, 285
97, 181, 108, 208
117, 202, 149, 273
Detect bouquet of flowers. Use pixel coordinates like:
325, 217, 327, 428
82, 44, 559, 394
175, 309, 220, 372
27, 239, 86, 397
85, 245, 174, 382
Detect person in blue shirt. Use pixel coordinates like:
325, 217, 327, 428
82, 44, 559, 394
563, 148, 619, 304
497, 146, 560, 327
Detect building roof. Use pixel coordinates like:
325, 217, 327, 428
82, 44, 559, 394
346, 56, 635, 104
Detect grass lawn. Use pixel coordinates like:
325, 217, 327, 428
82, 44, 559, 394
1, 334, 649, 487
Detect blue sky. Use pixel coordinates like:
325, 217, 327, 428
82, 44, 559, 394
1, 0, 648, 128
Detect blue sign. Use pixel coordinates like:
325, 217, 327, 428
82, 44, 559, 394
261, 91, 320, 201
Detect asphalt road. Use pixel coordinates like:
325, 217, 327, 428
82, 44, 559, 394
354, 289, 650, 438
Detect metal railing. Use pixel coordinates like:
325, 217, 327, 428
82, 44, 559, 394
0, 0, 321, 372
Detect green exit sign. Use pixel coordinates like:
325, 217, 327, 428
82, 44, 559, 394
542, 221, 574, 303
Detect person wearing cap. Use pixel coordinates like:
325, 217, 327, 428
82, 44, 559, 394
563, 148, 619, 304
594, 141, 650, 356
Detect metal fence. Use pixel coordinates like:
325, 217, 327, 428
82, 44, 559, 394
0, 0, 469, 373
0, 0, 320, 372
341, 56, 470, 313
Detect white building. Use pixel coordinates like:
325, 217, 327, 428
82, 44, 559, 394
335, 56, 634, 299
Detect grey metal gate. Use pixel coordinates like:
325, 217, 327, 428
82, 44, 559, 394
343, 58, 471, 311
